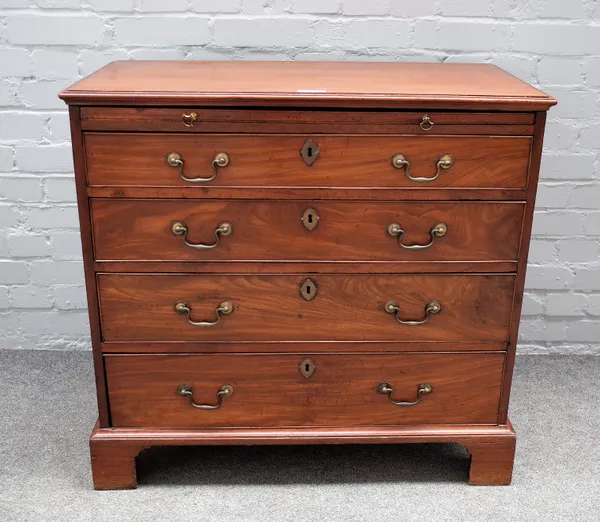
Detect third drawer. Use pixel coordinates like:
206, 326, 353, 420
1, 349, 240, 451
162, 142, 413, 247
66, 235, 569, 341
98, 273, 515, 342
91, 200, 525, 263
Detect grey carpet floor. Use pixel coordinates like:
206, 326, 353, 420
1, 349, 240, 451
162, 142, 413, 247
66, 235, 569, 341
0, 351, 598, 522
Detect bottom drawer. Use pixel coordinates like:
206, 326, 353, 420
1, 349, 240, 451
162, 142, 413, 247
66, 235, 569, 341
105, 353, 505, 428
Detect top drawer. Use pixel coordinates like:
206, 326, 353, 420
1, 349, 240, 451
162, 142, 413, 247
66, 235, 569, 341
84, 133, 532, 190
80, 108, 535, 134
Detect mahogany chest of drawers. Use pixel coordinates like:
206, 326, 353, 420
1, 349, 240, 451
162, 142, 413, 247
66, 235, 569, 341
60, 61, 555, 489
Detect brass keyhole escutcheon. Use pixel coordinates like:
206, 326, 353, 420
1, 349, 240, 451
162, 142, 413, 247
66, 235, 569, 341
300, 139, 320, 166
302, 207, 319, 231
299, 278, 318, 301
299, 357, 316, 379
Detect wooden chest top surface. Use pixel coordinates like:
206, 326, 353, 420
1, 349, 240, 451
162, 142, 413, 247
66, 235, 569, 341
59, 61, 556, 110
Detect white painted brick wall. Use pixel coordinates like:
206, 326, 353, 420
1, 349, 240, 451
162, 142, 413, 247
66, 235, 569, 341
0, 0, 599, 354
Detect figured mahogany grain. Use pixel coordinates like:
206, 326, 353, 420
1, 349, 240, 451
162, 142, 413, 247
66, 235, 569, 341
105, 352, 505, 428
97, 273, 515, 342
91, 199, 525, 263
84, 133, 532, 189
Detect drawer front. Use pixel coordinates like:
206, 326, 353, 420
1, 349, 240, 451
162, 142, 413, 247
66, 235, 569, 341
91, 200, 524, 263
81, 107, 535, 133
85, 133, 531, 189
98, 274, 515, 342
105, 353, 505, 428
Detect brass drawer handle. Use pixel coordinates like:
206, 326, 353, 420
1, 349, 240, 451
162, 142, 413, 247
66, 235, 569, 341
384, 300, 441, 326
182, 112, 197, 127
177, 384, 233, 410
174, 300, 234, 327
392, 153, 454, 182
167, 151, 230, 183
171, 221, 232, 250
420, 114, 434, 131
387, 222, 447, 250
377, 382, 432, 407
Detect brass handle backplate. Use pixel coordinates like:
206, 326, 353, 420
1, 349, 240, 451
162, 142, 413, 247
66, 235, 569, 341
177, 384, 233, 410
167, 151, 230, 183
387, 222, 447, 250
171, 221, 232, 250
377, 382, 432, 407
384, 300, 441, 326
392, 153, 454, 182
182, 112, 198, 127
174, 299, 234, 327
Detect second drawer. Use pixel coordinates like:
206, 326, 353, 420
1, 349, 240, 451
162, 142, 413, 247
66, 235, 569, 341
85, 134, 532, 189
98, 273, 515, 342
91, 200, 524, 262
